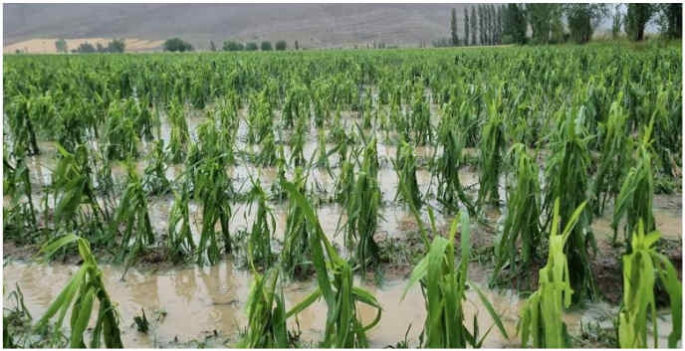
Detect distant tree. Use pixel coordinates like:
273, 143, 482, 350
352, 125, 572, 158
612, 5, 623, 39
478, 5, 485, 45
450, 8, 459, 46
489, 5, 496, 44
55, 39, 68, 53
464, 8, 470, 46
275, 40, 287, 50
96, 43, 105, 52
163, 38, 193, 52
74, 42, 96, 53
223, 41, 244, 51
655, 3, 682, 39
107, 39, 125, 53
565, 4, 607, 44
294, 40, 299, 50
470, 6, 478, 45
261, 41, 272, 51
550, 10, 565, 44
625, 4, 654, 41
210, 40, 217, 51
245, 42, 258, 51
432, 38, 452, 47
503, 4, 527, 44
527, 4, 558, 44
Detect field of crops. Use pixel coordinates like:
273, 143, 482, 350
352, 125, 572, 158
2, 44, 683, 348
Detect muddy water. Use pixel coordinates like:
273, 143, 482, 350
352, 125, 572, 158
6, 103, 682, 348
3, 260, 523, 348
6, 258, 675, 348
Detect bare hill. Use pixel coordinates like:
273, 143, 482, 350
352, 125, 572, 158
4, 3, 469, 51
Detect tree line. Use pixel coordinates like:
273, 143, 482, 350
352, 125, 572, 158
164, 38, 294, 52
440, 3, 682, 47
55, 39, 126, 54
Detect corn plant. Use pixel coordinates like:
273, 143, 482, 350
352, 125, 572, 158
142, 140, 171, 196
193, 122, 234, 265
335, 159, 355, 204
591, 93, 633, 216
239, 268, 290, 348
402, 211, 508, 348
344, 166, 382, 272
247, 89, 274, 144
282, 84, 310, 129
492, 143, 541, 285
6, 95, 40, 156
435, 118, 475, 216
315, 128, 330, 169
409, 84, 432, 145
245, 177, 277, 271
518, 199, 587, 348
477, 104, 506, 206
544, 107, 597, 302
289, 117, 308, 167
51, 144, 107, 237
255, 130, 278, 167
283, 181, 382, 348
392, 138, 422, 209
3, 154, 38, 240
167, 99, 189, 164
612, 124, 656, 248
167, 182, 196, 263
102, 100, 139, 160
618, 221, 682, 348
36, 234, 123, 348
281, 168, 313, 279
109, 161, 154, 264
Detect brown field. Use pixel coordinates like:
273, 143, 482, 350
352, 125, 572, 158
4, 37, 164, 54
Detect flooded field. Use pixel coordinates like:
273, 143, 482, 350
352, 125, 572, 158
4, 45, 682, 349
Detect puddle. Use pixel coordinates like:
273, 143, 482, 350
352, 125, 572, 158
3, 261, 521, 348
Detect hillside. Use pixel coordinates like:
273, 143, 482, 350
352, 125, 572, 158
4, 3, 469, 52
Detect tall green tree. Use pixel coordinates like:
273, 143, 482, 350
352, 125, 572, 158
479, 5, 485, 45
495, 5, 503, 44
464, 8, 470, 46
471, 6, 478, 45
565, 4, 607, 44
612, 5, 623, 39
527, 4, 558, 44
656, 3, 682, 39
625, 4, 654, 41
451, 8, 459, 46
503, 4, 527, 44
55, 39, 68, 53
